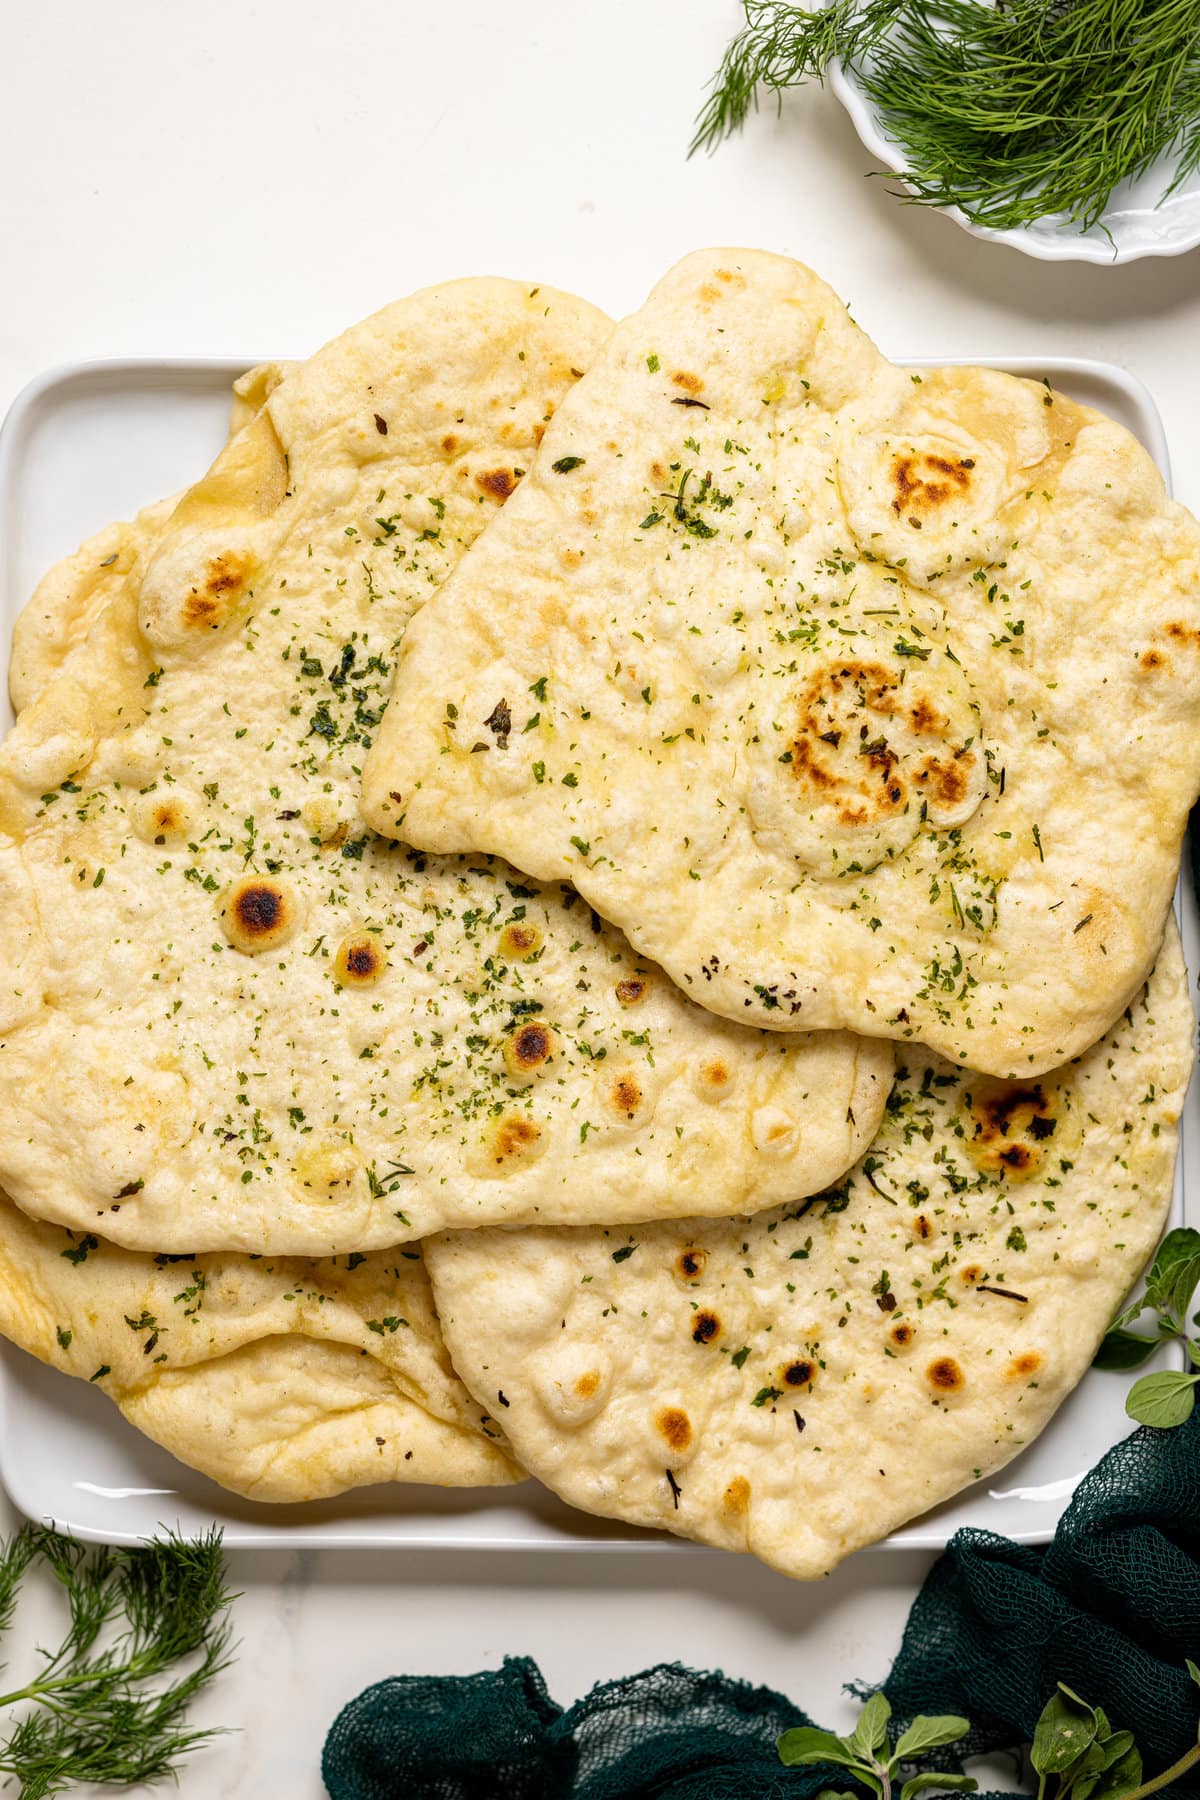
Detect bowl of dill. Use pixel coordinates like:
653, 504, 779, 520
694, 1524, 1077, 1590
694, 0, 1200, 264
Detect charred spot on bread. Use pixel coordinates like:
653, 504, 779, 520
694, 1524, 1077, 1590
334, 932, 388, 986
926, 1356, 965, 1393
655, 1407, 693, 1452
505, 1021, 555, 1077
218, 877, 299, 954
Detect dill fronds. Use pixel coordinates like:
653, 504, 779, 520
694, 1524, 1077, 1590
692, 0, 903, 150
693, 0, 1200, 234
0, 1525, 235, 1798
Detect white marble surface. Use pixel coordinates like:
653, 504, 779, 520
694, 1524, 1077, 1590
2, 0, 1199, 1789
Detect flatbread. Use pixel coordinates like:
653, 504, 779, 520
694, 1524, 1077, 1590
8, 363, 293, 716
1, 361, 516, 1504
363, 248, 1200, 1078
0, 1193, 519, 1501
0, 277, 890, 1254
426, 919, 1194, 1581
5, 474, 516, 1502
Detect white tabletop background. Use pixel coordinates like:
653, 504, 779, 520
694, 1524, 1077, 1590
2, 1, 1198, 1791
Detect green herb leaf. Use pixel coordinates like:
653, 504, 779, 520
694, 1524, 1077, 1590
1093, 1741, 1143, 1800
778, 1727, 862, 1769
1031, 1685, 1097, 1776
1187, 1657, 1200, 1689
1093, 1327, 1164, 1372
892, 1715, 971, 1761
899, 1775, 978, 1800
1145, 1227, 1200, 1327
1125, 1369, 1200, 1429
1095, 1730, 1136, 1771
850, 1691, 892, 1756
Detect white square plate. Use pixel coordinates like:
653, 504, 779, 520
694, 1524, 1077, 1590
0, 354, 1192, 1550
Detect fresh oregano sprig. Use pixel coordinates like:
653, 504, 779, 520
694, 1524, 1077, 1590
779, 1689, 975, 1800
692, 0, 1200, 236
1095, 1226, 1200, 1429
780, 1670, 1200, 1800
1030, 1665, 1200, 1800
0, 1525, 234, 1798
1031, 1683, 1142, 1800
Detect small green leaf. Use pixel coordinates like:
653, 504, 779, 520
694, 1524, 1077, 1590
1092, 1742, 1142, 1800
1145, 1227, 1200, 1324
778, 1728, 862, 1769
1108, 1292, 1148, 1333
1096, 1731, 1135, 1770
1187, 1657, 1200, 1689
1032, 1686, 1097, 1776
893, 1716, 971, 1761
1125, 1369, 1199, 1430
1093, 1327, 1163, 1372
850, 1691, 892, 1756
1188, 1339, 1200, 1369
1073, 1738, 1110, 1782
900, 1775, 977, 1800
1145, 1225, 1200, 1283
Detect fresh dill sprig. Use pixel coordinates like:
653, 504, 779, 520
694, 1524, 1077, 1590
692, 0, 901, 151
693, 0, 1200, 234
0, 1525, 235, 1798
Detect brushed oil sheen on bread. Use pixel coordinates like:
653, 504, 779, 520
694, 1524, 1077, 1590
426, 921, 1193, 1579
363, 248, 1200, 1078
0, 278, 890, 1256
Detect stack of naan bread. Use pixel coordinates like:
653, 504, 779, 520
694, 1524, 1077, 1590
1, 250, 1196, 1580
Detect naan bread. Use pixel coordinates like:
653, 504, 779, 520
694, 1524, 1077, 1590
8, 363, 293, 716
0, 1193, 519, 1501
426, 920, 1194, 1580
363, 248, 1200, 1078
6, 491, 516, 1502
0, 278, 889, 1254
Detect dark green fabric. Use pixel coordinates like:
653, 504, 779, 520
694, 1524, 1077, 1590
886, 1405, 1200, 1795
322, 1415, 1200, 1798
322, 1658, 828, 1799
321, 1656, 572, 1799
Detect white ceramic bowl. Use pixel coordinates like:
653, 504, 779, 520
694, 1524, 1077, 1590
829, 61, 1200, 265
